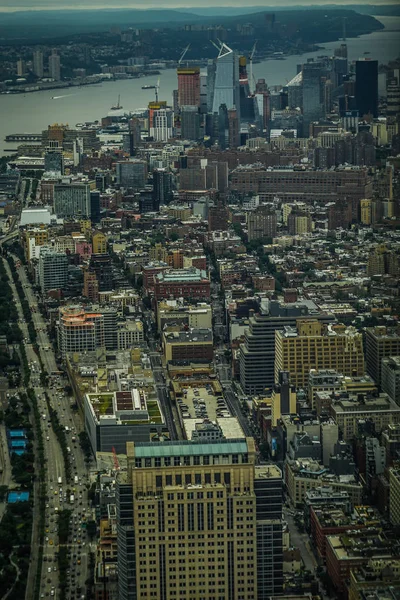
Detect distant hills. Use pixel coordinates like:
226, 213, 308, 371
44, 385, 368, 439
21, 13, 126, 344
0, 7, 386, 42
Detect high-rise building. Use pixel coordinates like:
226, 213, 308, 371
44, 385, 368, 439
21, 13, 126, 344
53, 182, 91, 218
275, 321, 365, 389
49, 49, 61, 81
128, 117, 142, 156
302, 61, 325, 136
83, 269, 99, 302
366, 326, 400, 386
57, 306, 104, 359
381, 356, 400, 406
177, 67, 200, 107
17, 58, 25, 77
44, 149, 64, 175
153, 168, 173, 206
89, 254, 113, 292
239, 299, 335, 395
247, 206, 277, 241
148, 104, 174, 142
228, 108, 240, 148
117, 438, 283, 600
116, 160, 148, 190
355, 59, 378, 118
38, 247, 68, 294
90, 190, 101, 223
212, 43, 240, 118
33, 49, 44, 78
180, 105, 201, 141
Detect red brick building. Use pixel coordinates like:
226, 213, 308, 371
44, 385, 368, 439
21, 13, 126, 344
154, 268, 210, 301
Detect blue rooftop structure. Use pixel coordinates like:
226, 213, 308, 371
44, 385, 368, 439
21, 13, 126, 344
10, 440, 27, 448
8, 491, 30, 503
8, 429, 26, 438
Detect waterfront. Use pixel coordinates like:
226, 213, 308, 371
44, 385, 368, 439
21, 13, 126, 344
0, 16, 399, 156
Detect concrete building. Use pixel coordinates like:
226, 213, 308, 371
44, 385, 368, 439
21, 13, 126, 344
247, 206, 277, 241
330, 392, 400, 440
275, 321, 364, 390
381, 356, 400, 406
285, 458, 363, 507
49, 50, 61, 80
321, 420, 339, 467
308, 369, 344, 410
116, 438, 283, 600
157, 300, 212, 333
53, 182, 91, 218
154, 268, 210, 302
38, 246, 68, 294
57, 306, 105, 359
33, 49, 44, 78
84, 390, 165, 454
303, 487, 351, 532
117, 321, 144, 350
92, 231, 107, 255
365, 326, 400, 386
239, 299, 335, 395
162, 328, 213, 363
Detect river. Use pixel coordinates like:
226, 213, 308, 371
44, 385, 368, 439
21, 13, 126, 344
1, 16, 399, 156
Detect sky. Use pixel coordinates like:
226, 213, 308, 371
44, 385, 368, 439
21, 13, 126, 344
0, 0, 398, 11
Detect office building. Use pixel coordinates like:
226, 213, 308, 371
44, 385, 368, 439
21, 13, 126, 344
212, 43, 240, 118
381, 356, 400, 406
44, 149, 64, 175
85, 390, 165, 454
331, 391, 400, 440
153, 168, 173, 206
83, 269, 99, 302
117, 321, 144, 350
53, 182, 91, 218
128, 117, 142, 155
49, 49, 61, 81
177, 67, 200, 107
92, 231, 107, 255
33, 49, 44, 78
355, 59, 378, 118
286, 458, 363, 507
228, 108, 239, 148
365, 326, 400, 385
162, 328, 213, 363
181, 106, 201, 141
116, 160, 148, 190
90, 190, 101, 223
117, 438, 283, 600
239, 299, 335, 395
89, 254, 113, 292
154, 268, 210, 302
38, 247, 68, 294
302, 62, 325, 136
275, 321, 365, 389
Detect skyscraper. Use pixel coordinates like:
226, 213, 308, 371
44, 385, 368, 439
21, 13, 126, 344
212, 43, 240, 119
17, 59, 25, 77
177, 67, 200, 107
180, 105, 201, 140
355, 59, 378, 118
153, 168, 173, 205
148, 104, 174, 142
302, 61, 325, 136
128, 117, 141, 156
117, 438, 283, 600
33, 49, 44, 78
49, 49, 61, 81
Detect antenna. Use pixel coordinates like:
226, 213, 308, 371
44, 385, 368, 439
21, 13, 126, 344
249, 40, 257, 94
178, 44, 191, 66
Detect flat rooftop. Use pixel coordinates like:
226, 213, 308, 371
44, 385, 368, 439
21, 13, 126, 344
164, 329, 213, 344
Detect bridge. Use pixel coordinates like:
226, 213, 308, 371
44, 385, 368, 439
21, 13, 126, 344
5, 134, 42, 143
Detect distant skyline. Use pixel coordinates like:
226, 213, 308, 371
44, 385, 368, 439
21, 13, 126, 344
0, 0, 398, 12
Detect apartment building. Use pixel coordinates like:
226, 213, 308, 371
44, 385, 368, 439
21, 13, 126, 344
162, 329, 213, 363
154, 268, 210, 302
38, 246, 68, 294
117, 438, 283, 600
58, 306, 105, 359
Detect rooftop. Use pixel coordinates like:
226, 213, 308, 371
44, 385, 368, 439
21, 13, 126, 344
130, 438, 249, 459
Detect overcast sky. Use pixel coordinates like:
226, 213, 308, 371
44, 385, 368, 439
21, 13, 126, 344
0, 0, 397, 11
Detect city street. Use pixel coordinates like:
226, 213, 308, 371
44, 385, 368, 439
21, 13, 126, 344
3, 257, 92, 600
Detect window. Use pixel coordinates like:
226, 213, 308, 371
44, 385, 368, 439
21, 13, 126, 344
205, 473, 211, 484
156, 475, 162, 488
166, 475, 172, 486
155, 457, 161, 467
175, 475, 182, 485
174, 457, 180, 466
193, 456, 200, 465
214, 473, 221, 484
195, 474, 202, 485
185, 474, 192, 485
145, 458, 151, 467
164, 457, 171, 466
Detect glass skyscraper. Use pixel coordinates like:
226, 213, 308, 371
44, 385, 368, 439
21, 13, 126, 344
211, 43, 240, 120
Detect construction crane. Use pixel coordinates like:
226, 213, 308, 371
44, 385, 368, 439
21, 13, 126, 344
178, 44, 191, 66
112, 446, 120, 471
210, 39, 221, 53
249, 40, 257, 94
